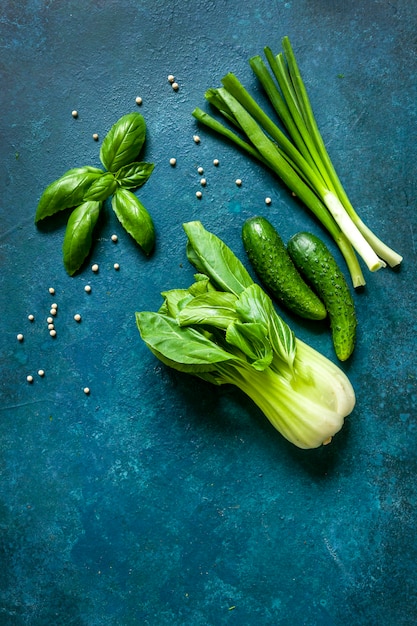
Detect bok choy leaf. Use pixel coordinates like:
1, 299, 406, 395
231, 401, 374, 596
136, 221, 355, 450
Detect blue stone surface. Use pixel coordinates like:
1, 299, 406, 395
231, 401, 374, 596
1, 1, 417, 624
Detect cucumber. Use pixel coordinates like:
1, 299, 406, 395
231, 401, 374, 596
242, 216, 327, 320
287, 231, 357, 361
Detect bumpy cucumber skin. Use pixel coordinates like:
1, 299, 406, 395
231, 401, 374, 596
242, 217, 327, 320
287, 232, 357, 361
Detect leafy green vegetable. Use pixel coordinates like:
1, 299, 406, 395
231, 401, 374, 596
35, 166, 103, 222
83, 172, 117, 201
112, 188, 155, 255
136, 221, 355, 449
62, 201, 102, 275
177, 291, 239, 330
192, 36, 403, 287
35, 113, 155, 274
115, 162, 155, 189
183, 220, 253, 295
100, 113, 146, 173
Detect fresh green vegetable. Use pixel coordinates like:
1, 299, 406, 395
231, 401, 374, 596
287, 232, 357, 361
192, 36, 402, 288
62, 201, 102, 276
112, 188, 155, 255
83, 171, 118, 201
136, 221, 356, 449
115, 161, 155, 190
35, 112, 155, 274
242, 216, 327, 320
100, 113, 147, 172
35, 166, 104, 222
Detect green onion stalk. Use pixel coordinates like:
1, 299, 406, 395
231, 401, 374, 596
192, 36, 402, 287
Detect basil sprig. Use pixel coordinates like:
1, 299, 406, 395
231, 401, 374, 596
112, 188, 155, 256
99, 113, 146, 172
62, 201, 102, 276
35, 112, 155, 275
35, 166, 104, 221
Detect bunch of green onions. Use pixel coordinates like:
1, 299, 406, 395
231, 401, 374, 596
192, 36, 402, 287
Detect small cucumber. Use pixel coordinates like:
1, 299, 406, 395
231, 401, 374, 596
242, 216, 327, 320
287, 232, 357, 361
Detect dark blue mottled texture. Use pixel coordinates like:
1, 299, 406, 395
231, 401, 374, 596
1, 1, 417, 624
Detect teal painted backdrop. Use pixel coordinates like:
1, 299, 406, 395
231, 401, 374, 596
1, 1, 416, 624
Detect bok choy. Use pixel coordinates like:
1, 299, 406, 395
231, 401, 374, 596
192, 37, 403, 287
136, 221, 355, 449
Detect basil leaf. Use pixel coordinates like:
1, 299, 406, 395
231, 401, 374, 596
35, 166, 104, 222
62, 201, 102, 275
135, 311, 236, 373
111, 188, 155, 255
83, 171, 117, 201
183, 221, 254, 296
115, 161, 155, 190
100, 113, 146, 173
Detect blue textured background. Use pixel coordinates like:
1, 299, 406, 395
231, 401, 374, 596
1, 1, 416, 624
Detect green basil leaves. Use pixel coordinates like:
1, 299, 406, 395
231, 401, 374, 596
115, 162, 155, 190
35, 112, 155, 275
35, 166, 104, 222
62, 201, 102, 276
112, 188, 155, 256
100, 113, 146, 172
